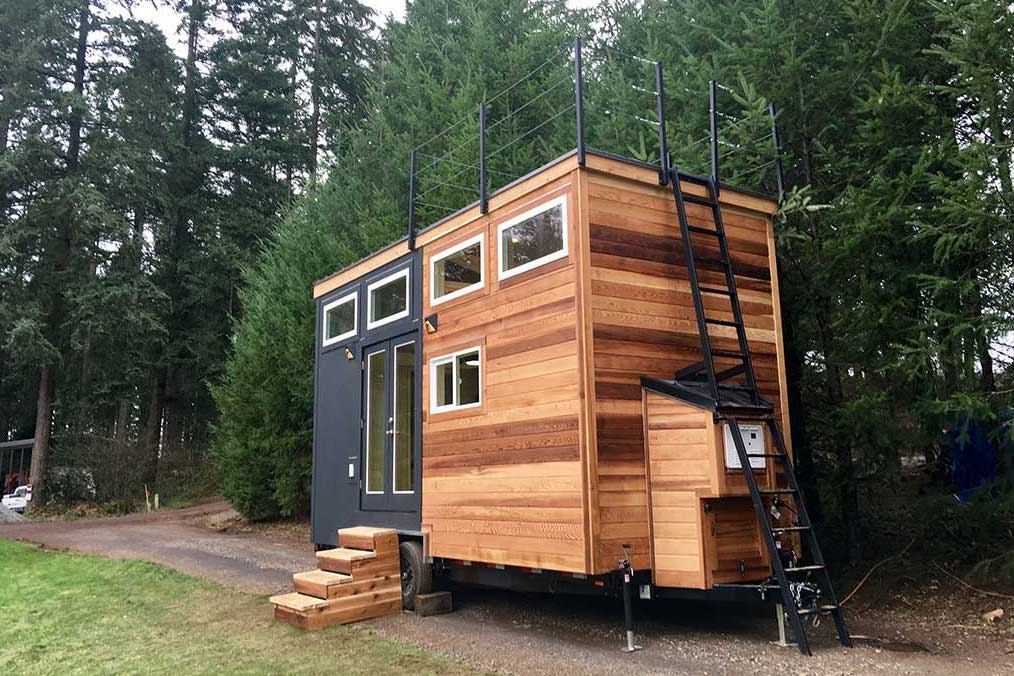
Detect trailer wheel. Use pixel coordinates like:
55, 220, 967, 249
399, 540, 432, 611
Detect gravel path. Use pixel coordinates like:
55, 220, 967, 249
3, 502, 1011, 675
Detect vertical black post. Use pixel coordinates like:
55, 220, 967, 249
769, 102, 785, 201
709, 79, 719, 195
654, 61, 669, 185
479, 101, 488, 214
575, 36, 585, 166
407, 147, 417, 250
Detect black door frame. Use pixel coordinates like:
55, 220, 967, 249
360, 332, 419, 513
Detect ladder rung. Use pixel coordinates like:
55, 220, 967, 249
699, 286, 732, 296
682, 194, 716, 207
705, 318, 740, 327
715, 364, 746, 381
687, 225, 721, 237
693, 255, 728, 268
673, 171, 711, 187
759, 489, 797, 495
772, 526, 810, 533
796, 605, 839, 616
711, 349, 744, 358
746, 453, 782, 459
783, 565, 824, 573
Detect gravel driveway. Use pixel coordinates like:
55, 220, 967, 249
3, 502, 1011, 675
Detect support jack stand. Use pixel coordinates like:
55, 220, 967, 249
620, 545, 642, 653
772, 603, 795, 649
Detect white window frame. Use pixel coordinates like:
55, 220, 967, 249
364, 348, 386, 495
366, 268, 410, 330
497, 195, 569, 281
429, 346, 482, 414
392, 340, 416, 495
321, 291, 357, 347
430, 233, 485, 306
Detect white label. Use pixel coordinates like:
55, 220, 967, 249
724, 424, 766, 469
348, 463, 355, 478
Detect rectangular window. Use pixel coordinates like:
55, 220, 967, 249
431, 234, 484, 305
429, 347, 481, 414
498, 196, 568, 280
364, 349, 387, 493
367, 268, 409, 329
321, 292, 357, 346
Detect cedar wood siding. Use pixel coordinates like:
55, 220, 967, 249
584, 155, 787, 574
420, 173, 589, 573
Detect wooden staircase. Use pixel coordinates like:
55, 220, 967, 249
270, 526, 402, 630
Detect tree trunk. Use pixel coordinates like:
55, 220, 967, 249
142, 376, 164, 487
969, 283, 995, 394
31, 0, 91, 507
308, 0, 322, 184
28, 367, 53, 507
781, 301, 823, 523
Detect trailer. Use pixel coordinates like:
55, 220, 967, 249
271, 40, 850, 655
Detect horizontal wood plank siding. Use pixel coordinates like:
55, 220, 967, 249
421, 177, 587, 573
587, 168, 785, 575
643, 392, 712, 588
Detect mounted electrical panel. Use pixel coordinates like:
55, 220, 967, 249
723, 423, 765, 469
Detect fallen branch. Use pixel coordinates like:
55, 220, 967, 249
841, 538, 916, 606
933, 563, 1014, 601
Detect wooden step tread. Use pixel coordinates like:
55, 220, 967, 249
338, 526, 399, 552
293, 569, 353, 586
269, 592, 330, 613
316, 547, 377, 563
292, 569, 353, 598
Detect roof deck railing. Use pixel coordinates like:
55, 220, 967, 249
407, 37, 785, 247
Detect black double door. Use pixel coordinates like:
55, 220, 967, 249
360, 335, 418, 512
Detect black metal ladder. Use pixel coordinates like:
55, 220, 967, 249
668, 169, 761, 407
667, 166, 851, 654
726, 417, 851, 655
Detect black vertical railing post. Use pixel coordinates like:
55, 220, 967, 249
654, 61, 669, 185
709, 79, 719, 195
769, 102, 785, 201
408, 147, 417, 250
479, 101, 488, 214
575, 36, 586, 166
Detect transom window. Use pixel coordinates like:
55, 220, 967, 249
497, 196, 568, 280
367, 268, 410, 329
321, 292, 357, 346
431, 234, 484, 305
430, 347, 481, 413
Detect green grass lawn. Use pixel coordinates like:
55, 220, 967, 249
0, 540, 481, 675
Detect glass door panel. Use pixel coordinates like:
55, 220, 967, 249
364, 348, 388, 494
393, 341, 416, 494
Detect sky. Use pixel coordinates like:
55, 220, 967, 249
132, 0, 599, 54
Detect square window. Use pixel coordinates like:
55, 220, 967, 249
498, 196, 568, 279
321, 292, 357, 346
430, 347, 481, 413
367, 269, 410, 329
431, 234, 484, 304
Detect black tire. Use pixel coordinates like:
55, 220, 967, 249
399, 539, 432, 611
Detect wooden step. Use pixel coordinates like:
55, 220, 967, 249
292, 569, 352, 599
316, 546, 399, 579
295, 570, 398, 601
271, 579, 402, 630
338, 526, 399, 555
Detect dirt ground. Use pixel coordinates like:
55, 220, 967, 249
3, 501, 1012, 675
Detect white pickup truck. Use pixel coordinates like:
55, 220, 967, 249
1, 485, 31, 513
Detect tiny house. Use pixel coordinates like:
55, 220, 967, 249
289, 45, 850, 655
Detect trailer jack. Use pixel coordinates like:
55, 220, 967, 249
619, 544, 642, 653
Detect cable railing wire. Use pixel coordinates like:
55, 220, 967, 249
487, 103, 576, 160
485, 75, 573, 134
